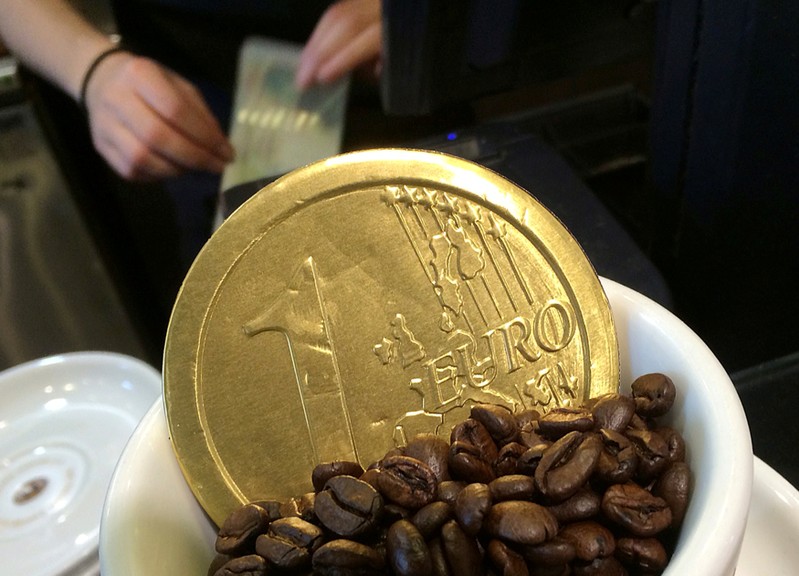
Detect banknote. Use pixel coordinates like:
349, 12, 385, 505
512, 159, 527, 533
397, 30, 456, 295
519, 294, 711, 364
219, 36, 350, 195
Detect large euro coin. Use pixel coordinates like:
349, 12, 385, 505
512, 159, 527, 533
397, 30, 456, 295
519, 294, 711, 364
164, 149, 619, 526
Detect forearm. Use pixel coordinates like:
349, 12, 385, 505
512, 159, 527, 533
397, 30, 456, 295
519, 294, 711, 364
0, 0, 115, 101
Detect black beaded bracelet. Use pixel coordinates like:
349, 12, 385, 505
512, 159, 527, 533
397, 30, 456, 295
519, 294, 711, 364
79, 44, 126, 111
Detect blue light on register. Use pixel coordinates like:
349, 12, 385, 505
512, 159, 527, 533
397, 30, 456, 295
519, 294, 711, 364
447, 132, 457, 141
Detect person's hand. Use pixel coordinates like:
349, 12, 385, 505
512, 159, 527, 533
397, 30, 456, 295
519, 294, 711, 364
295, 0, 381, 90
83, 50, 235, 181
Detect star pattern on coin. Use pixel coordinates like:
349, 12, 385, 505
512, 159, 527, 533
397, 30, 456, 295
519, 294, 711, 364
381, 185, 401, 206
486, 213, 507, 240
436, 192, 458, 218
459, 200, 482, 225
413, 187, 437, 210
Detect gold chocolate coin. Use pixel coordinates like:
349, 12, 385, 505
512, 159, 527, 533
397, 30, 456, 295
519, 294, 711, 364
164, 149, 619, 526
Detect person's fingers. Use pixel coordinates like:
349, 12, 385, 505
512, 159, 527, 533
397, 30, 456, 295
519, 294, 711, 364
296, 0, 381, 89
89, 77, 213, 179
84, 53, 234, 180
314, 23, 381, 85
91, 115, 183, 181
168, 71, 236, 160
129, 58, 234, 165
122, 76, 229, 173
107, 88, 226, 174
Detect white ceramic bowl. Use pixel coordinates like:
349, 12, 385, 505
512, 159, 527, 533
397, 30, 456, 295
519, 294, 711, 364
0, 352, 161, 576
99, 279, 753, 575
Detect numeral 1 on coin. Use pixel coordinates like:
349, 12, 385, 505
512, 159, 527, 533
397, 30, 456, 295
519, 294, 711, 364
242, 257, 358, 464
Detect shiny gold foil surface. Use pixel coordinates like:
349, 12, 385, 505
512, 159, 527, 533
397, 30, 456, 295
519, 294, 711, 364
164, 149, 619, 526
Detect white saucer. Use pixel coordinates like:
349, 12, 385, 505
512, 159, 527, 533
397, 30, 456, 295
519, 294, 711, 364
0, 352, 161, 576
736, 457, 799, 575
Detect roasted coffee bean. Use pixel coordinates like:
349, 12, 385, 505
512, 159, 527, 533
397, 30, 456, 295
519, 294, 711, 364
495, 442, 527, 476
279, 498, 300, 519
489, 474, 536, 502
626, 429, 670, 482
527, 564, 570, 576
484, 501, 558, 545
255, 516, 323, 570
518, 419, 546, 449
411, 501, 452, 538
314, 475, 383, 537
437, 480, 466, 505
450, 419, 499, 463
215, 503, 271, 555
377, 455, 438, 509
520, 537, 576, 566
312, 461, 366, 492
537, 408, 594, 439
449, 441, 496, 484
631, 373, 676, 418
280, 492, 317, 522
535, 432, 602, 502
515, 409, 541, 431
616, 537, 668, 573
594, 429, 638, 485
545, 487, 600, 524
627, 412, 649, 431
404, 434, 451, 482
383, 503, 411, 523
602, 483, 673, 536
516, 442, 550, 476
359, 467, 381, 489
440, 520, 484, 576
656, 426, 686, 464
312, 539, 385, 576
571, 556, 627, 576
212, 554, 268, 576
207, 553, 230, 576
559, 521, 615, 562
384, 447, 405, 460
428, 538, 451, 576
471, 403, 519, 445
590, 393, 636, 432
386, 519, 433, 576
249, 499, 282, 521
653, 461, 691, 525
453, 482, 492, 536
487, 538, 529, 576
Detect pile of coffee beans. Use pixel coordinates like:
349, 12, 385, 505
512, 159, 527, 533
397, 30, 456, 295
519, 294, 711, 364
208, 373, 691, 576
